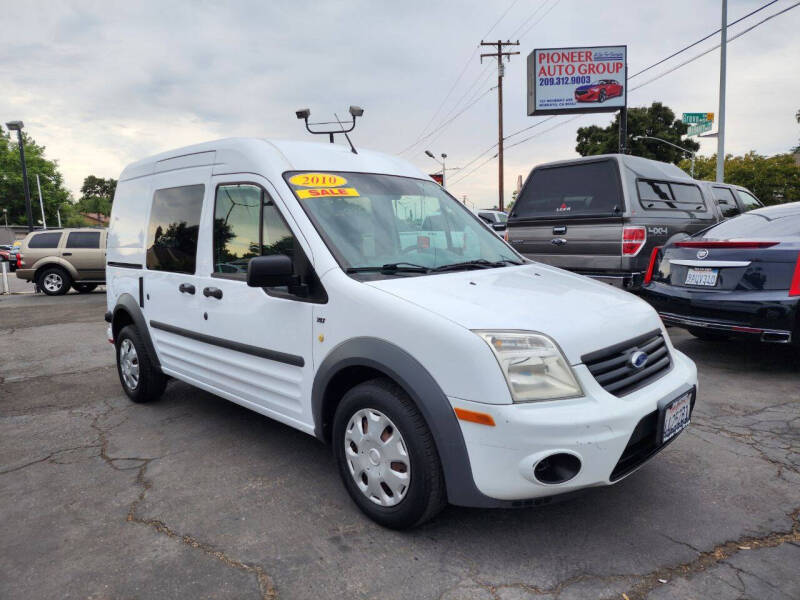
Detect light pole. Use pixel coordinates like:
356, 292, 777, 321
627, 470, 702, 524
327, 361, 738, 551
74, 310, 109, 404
34, 173, 56, 230
717, 0, 727, 182
2, 208, 7, 228
5, 121, 34, 232
425, 150, 448, 188
633, 135, 696, 178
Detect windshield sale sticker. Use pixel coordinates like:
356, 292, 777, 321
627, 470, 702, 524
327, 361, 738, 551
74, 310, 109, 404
527, 45, 626, 116
289, 173, 348, 187
296, 187, 360, 199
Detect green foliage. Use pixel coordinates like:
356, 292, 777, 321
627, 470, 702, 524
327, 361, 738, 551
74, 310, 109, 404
0, 126, 72, 227
576, 102, 699, 164
680, 152, 800, 205
76, 175, 117, 216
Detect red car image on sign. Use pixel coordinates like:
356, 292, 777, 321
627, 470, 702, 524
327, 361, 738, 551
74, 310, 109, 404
574, 79, 623, 103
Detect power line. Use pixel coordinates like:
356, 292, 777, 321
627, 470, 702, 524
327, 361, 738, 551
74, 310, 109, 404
507, 0, 550, 39
517, 0, 563, 40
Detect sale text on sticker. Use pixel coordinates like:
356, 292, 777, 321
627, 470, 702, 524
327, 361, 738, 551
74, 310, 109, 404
289, 173, 347, 187
296, 187, 360, 199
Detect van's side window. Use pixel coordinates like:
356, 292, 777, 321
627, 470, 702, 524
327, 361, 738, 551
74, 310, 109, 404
213, 184, 262, 275
146, 184, 205, 274
712, 186, 739, 218
213, 184, 295, 277
28, 232, 62, 248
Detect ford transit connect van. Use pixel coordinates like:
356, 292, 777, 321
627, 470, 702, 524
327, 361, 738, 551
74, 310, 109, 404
106, 139, 698, 528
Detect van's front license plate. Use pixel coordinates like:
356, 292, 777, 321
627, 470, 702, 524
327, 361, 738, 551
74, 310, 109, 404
660, 392, 692, 444
685, 267, 718, 286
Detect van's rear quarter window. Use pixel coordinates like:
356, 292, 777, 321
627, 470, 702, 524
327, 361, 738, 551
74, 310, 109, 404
146, 184, 205, 274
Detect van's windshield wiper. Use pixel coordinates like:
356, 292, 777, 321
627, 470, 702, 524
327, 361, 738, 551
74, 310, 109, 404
346, 262, 430, 274
430, 258, 522, 273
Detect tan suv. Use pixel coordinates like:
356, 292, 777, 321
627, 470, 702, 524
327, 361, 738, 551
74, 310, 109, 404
15, 228, 107, 295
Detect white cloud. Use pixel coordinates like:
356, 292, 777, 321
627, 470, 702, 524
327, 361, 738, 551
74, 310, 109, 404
1, 0, 798, 208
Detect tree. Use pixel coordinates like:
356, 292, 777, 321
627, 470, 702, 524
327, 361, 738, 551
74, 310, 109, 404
576, 102, 699, 164
0, 125, 73, 227
75, 175, 117, 216
680, 152, 800, 205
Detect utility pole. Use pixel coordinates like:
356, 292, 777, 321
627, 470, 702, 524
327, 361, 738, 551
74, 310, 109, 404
35, 174, 47, 230
481, 40, 519, 212
716, 0, 727, 182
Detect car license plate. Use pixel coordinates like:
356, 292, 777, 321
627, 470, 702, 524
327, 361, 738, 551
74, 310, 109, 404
685, 267, 718, 286
661, 392, 692, 444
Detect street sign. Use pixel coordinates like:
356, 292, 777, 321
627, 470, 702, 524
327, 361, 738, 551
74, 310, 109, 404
429, 173, 443, 185
682, 112, 714, 124
687, 121, 713, 136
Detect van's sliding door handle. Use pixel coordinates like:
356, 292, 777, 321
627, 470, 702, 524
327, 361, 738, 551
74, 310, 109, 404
203, 286, 223, 300
179, 283, 195, 295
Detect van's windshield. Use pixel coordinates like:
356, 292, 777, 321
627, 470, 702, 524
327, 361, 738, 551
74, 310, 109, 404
284, 172, 520, 276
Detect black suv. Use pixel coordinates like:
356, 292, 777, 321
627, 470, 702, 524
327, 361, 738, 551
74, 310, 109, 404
506, 154, 761, 290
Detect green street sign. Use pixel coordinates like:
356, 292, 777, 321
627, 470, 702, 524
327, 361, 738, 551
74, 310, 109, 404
683, 112, 715, 124
687, 121, 713, 136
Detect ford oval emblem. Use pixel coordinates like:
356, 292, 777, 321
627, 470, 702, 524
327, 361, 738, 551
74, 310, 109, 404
696, 249, 709, 259
629, 351, 648, 370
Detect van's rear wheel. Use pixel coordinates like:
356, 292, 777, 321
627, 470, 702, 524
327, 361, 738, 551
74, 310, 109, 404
39, 267, 71, 296
332, 378, 446, 529
116, 325, 166, 403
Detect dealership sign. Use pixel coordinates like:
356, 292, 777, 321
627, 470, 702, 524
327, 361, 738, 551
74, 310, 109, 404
527, 45, 627, 115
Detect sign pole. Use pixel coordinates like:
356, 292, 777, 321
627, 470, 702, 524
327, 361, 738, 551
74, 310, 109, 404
618, 107, 627, 154
716, 0, 727, 182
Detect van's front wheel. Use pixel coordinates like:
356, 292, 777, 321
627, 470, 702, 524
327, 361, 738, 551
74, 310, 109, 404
332, 378, 446, 529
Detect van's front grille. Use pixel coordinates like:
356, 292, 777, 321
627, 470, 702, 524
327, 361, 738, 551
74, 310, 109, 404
582, 330, 671, 396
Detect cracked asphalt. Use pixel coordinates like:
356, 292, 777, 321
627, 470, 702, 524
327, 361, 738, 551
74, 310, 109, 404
1, 292, 798, 599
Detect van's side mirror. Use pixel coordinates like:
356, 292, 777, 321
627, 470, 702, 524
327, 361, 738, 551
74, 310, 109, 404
247, 254, 294, 287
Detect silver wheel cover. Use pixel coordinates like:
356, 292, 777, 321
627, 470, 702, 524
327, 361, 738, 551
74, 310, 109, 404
43, 273, 63, 292
344, 408, 411, 507
119, 339, 140, 391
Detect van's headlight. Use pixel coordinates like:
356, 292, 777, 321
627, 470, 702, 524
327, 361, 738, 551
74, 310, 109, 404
474, 331, 583, 402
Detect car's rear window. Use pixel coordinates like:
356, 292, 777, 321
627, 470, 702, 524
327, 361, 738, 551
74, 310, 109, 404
637, 180, 706, 214
512, 160, 622, 219
28, 232, 62, 248
699, 211, 800, 240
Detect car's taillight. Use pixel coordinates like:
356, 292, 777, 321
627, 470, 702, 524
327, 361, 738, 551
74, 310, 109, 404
622, 226, 646, 256
16, 254, 22, 268
674, 240, 778, 249
643, 246, 662, 285
789, 253, 800, 297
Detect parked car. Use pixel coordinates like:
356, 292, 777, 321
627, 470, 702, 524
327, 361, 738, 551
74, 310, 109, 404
574, 79, 623, 103
640, 202, 800, 344
701, 181, 763, 218
0, 245, 13, 271
6, 241, 22, 272
506, 154, 727, 290
477, 209, 508, 235
105, 138, 697, 529
15, 228, 107, 295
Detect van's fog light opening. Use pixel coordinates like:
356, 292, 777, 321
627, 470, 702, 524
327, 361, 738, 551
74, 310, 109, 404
533, 453, 582, 484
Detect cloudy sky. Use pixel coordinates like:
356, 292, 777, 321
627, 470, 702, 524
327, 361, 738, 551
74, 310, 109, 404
1, 0, 798, 209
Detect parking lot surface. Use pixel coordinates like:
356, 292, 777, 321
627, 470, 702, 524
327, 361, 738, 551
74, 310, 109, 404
1, 293, 798, 600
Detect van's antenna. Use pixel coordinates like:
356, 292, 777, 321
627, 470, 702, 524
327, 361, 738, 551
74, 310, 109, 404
334, 113, 358, 154
295, 105, 364, 147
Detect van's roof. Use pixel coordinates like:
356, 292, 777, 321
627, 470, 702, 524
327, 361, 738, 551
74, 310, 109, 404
119, 138, 427, 182
532, 153, 692, 182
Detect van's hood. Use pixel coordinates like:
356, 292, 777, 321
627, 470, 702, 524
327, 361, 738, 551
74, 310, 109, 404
366, 263, 663, 365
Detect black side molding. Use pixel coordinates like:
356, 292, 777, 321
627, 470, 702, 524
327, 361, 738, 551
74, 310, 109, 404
108, 261, 143, 269
149, 320, 305, 367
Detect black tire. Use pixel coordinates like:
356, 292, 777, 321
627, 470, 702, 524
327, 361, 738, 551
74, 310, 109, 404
73, 283, 98, 293
598, 90, 607, 103
38, 266, 72, 296
688, 327, 730, 341
332, 378, 446, 529
116, 325, 167, 403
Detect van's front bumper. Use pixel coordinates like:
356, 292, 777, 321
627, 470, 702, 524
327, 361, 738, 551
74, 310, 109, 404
448, 349, 697, 503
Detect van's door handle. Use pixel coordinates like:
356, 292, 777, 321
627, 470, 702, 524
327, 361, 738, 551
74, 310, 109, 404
62, 252, 72, 256
551, 238, 568, 246
179, 283, 195, 295
203, 286, 223, 300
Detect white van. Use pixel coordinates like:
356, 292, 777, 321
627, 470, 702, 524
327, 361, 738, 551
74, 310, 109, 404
105, 138, 698, 528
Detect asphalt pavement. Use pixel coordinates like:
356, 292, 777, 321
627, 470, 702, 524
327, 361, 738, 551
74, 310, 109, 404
1, 292, 798, 599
